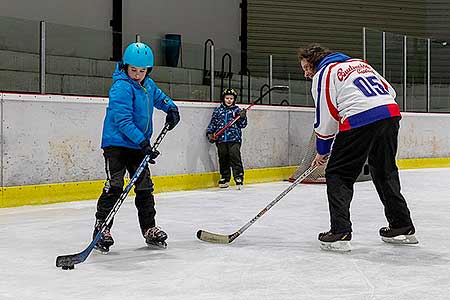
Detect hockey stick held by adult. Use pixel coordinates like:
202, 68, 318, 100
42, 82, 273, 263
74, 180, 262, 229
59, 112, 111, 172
311, 153, 329, 167
212, 85, 289, 140
197, 164, 317, 244
55, 123, 171, 270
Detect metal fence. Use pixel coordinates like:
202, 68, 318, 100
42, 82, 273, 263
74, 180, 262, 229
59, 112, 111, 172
0, 15, 448, 111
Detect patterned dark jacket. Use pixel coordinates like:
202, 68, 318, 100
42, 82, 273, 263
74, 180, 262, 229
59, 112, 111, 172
206, 104, 248, 144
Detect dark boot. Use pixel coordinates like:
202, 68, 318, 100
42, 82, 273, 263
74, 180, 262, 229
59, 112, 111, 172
379, 225, 418, 244
218, 178, 230, 188
142, 226, 168, 249
93, 219, 114, 253
318, 230, 352, 252
235, 176, 243, 189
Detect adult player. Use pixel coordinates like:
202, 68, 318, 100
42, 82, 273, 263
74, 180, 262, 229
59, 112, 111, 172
298, 44, 418, 252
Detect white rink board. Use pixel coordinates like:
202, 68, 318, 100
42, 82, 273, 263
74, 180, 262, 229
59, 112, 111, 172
2, 93, 450, 186
0, 93, 313, 186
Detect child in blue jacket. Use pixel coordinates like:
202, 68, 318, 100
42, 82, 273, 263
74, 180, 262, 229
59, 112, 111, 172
206, 88, 248, 188
93, 42, 180, 252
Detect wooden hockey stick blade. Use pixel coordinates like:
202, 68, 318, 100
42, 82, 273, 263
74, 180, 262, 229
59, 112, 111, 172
196, 230, 233, 244
196, 165, 318, 245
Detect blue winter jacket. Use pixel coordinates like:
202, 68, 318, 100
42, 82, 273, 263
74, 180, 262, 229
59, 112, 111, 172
101, 63, 177, 149
206, 104, 248, 144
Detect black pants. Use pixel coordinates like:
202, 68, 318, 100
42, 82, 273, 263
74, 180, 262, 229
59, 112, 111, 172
216, 142, 244, 182
95, 146, 156, 231
325, 117, 414, 233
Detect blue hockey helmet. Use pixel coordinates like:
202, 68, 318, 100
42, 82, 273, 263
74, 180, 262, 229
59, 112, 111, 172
122, 42, 154, 68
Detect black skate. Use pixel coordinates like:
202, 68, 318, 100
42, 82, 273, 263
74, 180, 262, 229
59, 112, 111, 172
93, 220, 114, 254
318, 230, 352, 252
143, 226, 168, 249
235, 177, 243, 190
218, 178, 229, 188
379, 225, 418, 244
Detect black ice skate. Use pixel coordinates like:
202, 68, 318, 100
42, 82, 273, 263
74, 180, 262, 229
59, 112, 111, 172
318, 230, 352, 252
235, 177, 243, 190
93, 220, 114, 254
143, 226, 168, 249
379, 225, 418, 244
218, 178, 230, 188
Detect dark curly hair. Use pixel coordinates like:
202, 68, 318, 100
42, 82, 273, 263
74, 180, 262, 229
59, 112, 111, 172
298, 44, 333, 71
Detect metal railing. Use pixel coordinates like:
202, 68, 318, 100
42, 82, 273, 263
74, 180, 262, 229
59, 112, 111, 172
363, 27, 450, 113
1, 15, 448, 111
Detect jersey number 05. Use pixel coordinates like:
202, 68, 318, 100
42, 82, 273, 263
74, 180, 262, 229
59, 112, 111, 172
353, 76, 389, 97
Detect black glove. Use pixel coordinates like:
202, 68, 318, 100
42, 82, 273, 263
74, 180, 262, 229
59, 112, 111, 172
239, 109, 247, 118
166, 107, 180, 131
139, 140, 160, 164
206, 132, 216, 144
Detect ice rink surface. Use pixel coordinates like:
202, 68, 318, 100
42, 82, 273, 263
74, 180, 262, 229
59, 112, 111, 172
1, 168, 449, 300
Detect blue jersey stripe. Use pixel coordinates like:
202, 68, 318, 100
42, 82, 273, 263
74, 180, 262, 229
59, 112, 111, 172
314, 67, 327, 129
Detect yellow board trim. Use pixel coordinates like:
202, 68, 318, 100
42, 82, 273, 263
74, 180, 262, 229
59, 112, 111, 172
0, 166, 296, 208
397, 157, 450, 169
1, 158, 449, 209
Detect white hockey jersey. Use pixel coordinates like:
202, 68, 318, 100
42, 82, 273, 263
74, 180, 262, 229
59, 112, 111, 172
311, 54, 401, 155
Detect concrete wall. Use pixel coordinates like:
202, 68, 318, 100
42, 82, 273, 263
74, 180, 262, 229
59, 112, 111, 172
1, 0, 240, 51
0, 0, 241, 67
123, 0, 241, 70
0, 0, 112, 57
1, 93, 449, 187
0, 0, 112, 31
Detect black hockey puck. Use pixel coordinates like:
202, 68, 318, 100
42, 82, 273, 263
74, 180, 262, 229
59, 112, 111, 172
196, 230, 202, 239
62, 265, 75, 270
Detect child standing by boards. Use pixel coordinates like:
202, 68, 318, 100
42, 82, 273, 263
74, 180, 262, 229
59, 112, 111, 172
206, 88, 248, 189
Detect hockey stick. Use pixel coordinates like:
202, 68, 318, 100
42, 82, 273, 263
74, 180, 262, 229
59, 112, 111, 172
56, 124, 170, 269
196, 165, 318, 244
212, 85, 289, 140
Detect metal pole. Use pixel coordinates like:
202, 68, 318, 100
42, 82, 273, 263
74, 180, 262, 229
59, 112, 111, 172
111, 0, 123, 61
288, 73, 291, 105
269, 55, 273, 88
39, 21, 46, 94
135, 34, 141, 43
427, 38, 431, 112
240, 0, 248, 74
382, 31, 386, 77
403, 35, 407, 111
269, 54, 273, 104
362, 27, 366, 60
210, 44, 215, 102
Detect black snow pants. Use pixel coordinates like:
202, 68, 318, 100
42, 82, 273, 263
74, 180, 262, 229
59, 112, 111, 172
95, 146, 156, 232
216, 142, 244, 182
325, 117, 414, 233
